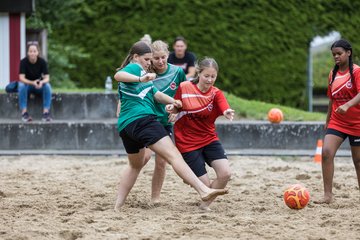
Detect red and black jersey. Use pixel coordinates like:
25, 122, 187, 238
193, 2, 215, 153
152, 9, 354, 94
174, 81, 230, 153
327, 64, 360, 136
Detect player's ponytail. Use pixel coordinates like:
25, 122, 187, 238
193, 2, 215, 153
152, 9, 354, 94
117, 41, 152, 71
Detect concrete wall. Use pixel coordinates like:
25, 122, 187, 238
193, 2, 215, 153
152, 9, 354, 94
0, 93, 350, 154
0, 121, 350, 151
0, 93, 118, 119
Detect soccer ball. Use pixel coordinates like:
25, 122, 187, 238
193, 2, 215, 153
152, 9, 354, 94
268, 108, 283, 123
283, 184, 310, 209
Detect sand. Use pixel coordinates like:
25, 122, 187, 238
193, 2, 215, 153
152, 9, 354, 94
0, 155, 359, 240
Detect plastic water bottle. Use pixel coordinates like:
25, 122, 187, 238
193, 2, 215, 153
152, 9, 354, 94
105, 76, 112, 94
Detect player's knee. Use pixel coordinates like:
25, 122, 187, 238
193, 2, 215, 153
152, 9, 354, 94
218, 169, 231, 182
155, 158, 167, 170
322, 147, 334, 162
353, 157, 360, 169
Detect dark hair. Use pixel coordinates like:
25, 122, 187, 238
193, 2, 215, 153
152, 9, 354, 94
330, 39, 353, 85
191, 57, 219, 84
26, 41, 41, 55
119, 41, 152, 70
173, 36, 187, 45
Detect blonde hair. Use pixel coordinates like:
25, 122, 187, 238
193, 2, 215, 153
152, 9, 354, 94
140, 34, 152, 45
151, 40, 169, 54
192, 57, 219, 84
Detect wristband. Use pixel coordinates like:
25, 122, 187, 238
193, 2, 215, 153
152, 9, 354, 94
138, 77, 141, 82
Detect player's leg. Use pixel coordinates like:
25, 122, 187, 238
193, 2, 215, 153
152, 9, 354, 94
349, 135, 360, 191
151, 125, 172, 203
149, 136, 228, 202
199, 159, 231, 210
115, 125, 148, 211
151, 154, 167, 203
199, 141, 231, 209
114, 149, 147, 211
316, 130, 344, 204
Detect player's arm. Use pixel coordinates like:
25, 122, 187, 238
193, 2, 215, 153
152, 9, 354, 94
216, 91, 235, 121
114, 71, 156, 83
336, 93, 360, 114
186, 66, 196, 79
154, 91, 182, 114
325, 99, 332, 129
116, 100, 121, 117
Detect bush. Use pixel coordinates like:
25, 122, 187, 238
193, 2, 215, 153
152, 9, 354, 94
31, 0, 360, 108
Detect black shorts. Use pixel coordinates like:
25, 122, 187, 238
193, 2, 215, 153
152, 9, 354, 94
163, 124, 173, 139
119, 115, 168, 154
326, 128, 360, 146
181, 140, 227, 177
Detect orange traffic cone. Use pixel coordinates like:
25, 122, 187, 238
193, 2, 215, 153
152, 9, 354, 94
314, 139, 323, 163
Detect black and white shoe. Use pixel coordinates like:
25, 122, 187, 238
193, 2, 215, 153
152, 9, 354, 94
21, 112, 32, 122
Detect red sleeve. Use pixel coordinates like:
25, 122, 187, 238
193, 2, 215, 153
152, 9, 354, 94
215, 89, 230, 114
353, 68, 360, 93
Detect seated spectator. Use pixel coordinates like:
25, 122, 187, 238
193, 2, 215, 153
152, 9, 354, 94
168, 36, 196, 80
18, 42, 52, 122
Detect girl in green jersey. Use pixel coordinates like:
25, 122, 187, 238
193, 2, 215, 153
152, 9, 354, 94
113, 41, 228, 211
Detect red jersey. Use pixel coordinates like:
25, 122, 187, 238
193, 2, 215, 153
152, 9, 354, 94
174, 81, 230, 153
327, 64, 360, 136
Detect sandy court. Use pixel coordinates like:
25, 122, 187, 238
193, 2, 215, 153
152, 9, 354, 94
0, 155, 359, 240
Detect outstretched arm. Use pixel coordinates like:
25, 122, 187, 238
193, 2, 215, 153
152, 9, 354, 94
223, 108, 235, 121
114, 72, 156, 83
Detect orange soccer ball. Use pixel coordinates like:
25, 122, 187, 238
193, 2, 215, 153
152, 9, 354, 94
268, 108, 284, 123
283, 184, 310, 209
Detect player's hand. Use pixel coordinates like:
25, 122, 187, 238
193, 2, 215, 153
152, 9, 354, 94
166, 104, 179, 114
223, 108, 235, 121
335, 104, 349, 114
168, 113, 178, 123
173, 100, 182, 109
140, 73, 157, 82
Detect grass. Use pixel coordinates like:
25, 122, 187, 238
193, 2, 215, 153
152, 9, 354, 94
1, 87, 326, 121
225, 92, 326, 121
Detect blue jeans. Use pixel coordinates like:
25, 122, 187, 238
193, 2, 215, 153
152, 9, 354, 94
18, 82, 52, 111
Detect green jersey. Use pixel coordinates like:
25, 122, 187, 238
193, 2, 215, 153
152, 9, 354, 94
117, 63, 158, 132
153, 63, 186, 126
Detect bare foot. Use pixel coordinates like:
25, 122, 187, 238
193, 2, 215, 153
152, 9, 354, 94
151, 198, 160, 204
201, 188, 229, 202
114, 198, 124, 212
199, 205, 212, 211
314, 194, 334, 204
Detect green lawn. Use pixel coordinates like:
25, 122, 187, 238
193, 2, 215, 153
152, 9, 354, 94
225, 93, 326, 121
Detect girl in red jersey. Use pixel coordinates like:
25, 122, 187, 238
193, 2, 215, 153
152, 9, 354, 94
316, 39, 360, 204
171, 57, 235, 210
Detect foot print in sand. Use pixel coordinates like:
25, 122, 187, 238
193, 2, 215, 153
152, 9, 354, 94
295, 173, 311, 180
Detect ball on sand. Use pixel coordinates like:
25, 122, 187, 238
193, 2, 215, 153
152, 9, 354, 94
283, 184, 310, 209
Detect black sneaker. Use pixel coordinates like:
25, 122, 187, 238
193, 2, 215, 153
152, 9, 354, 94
42, 112, 52, 122
21, 112, 32, 122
